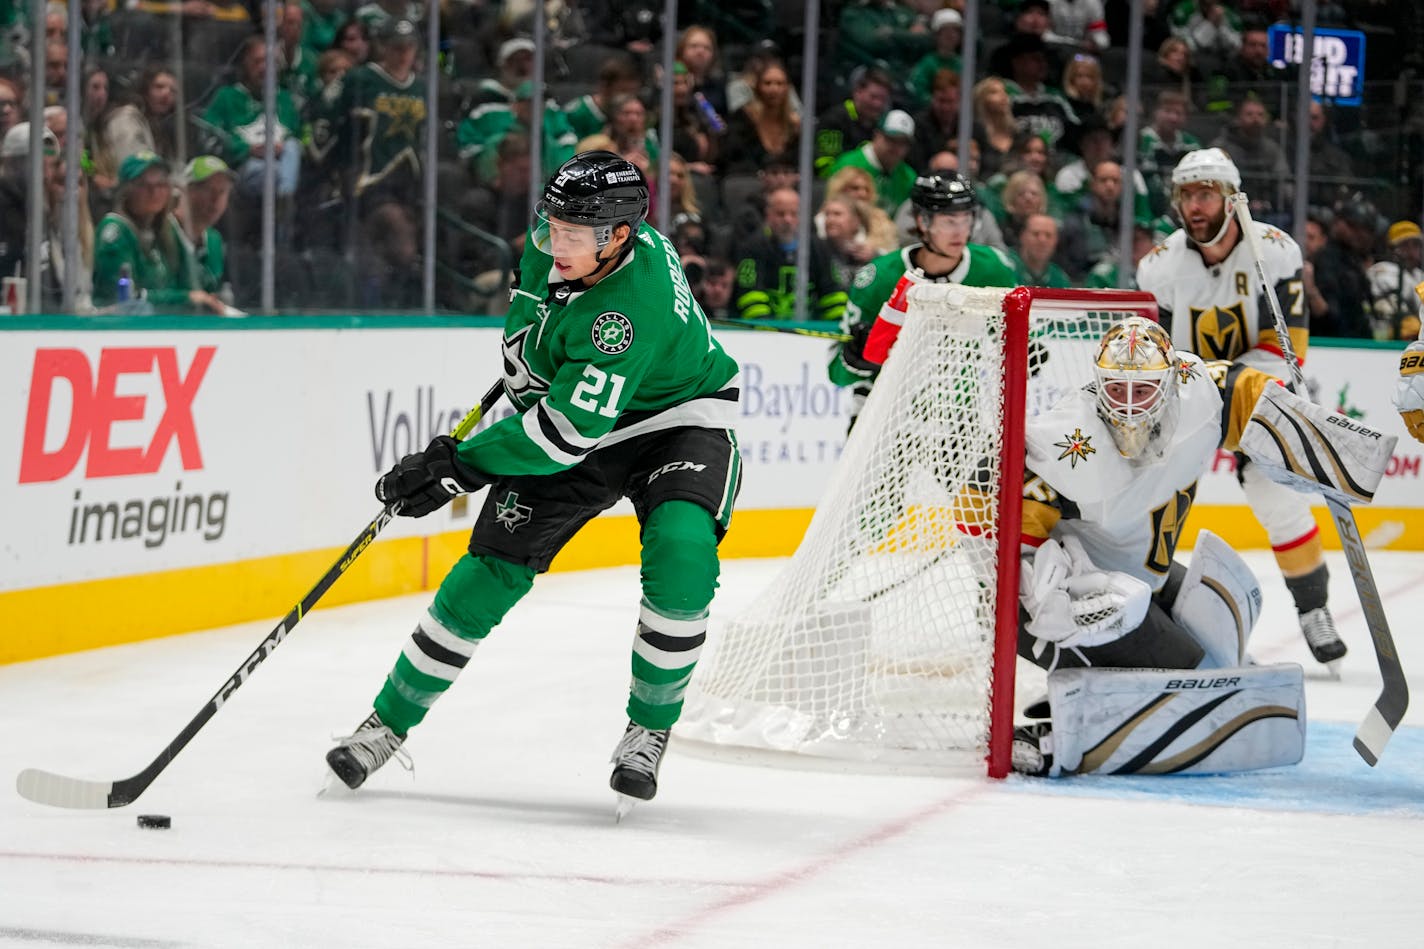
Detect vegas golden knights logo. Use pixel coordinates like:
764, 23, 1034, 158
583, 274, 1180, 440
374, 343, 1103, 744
1189, 302, 1248, 361
1146, 482, 1198, 574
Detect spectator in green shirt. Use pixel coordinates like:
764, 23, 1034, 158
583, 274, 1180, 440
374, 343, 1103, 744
175, 155, 234, 300
1011, 213, 1073, 288
827, 109, 917, 215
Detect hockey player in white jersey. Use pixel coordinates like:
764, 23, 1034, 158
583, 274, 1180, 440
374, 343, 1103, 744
1135, 147, 1346, 667
1394, 283, 1424, 443
1006, 316, 1395, 776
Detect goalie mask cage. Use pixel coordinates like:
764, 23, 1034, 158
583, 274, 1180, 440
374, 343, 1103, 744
679, 285, 1159, 777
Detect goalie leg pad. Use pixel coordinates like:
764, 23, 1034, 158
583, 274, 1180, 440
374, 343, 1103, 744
1170, 530, 1263, 669
1239, 383, 1398, 505
1042, 663, 1305, 777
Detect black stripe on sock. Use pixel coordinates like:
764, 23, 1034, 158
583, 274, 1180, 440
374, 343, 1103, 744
638, 622, 706, 653
413, 629, 470, 669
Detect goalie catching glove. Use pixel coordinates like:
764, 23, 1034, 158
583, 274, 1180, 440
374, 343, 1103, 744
1020, 535, 1151, 654
376, 435, 489, 517
1239, 381, 1397, 505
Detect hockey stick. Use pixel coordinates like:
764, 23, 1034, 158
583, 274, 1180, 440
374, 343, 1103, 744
16, 380, 507, 808
1230, 194, 1408, 766
709, 317, 850, 342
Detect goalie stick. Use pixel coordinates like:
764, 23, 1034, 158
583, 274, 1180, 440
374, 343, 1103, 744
1230, 193, 1407, 766
15, 380, 507, 809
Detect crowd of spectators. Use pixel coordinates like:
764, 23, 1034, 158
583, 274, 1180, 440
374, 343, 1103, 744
0, 0, 1420, 336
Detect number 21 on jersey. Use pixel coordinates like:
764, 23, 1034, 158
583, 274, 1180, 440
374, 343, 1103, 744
570, 364, 626, 417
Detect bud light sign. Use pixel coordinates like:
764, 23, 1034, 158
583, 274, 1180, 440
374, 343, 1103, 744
1268, 24, 1365, 106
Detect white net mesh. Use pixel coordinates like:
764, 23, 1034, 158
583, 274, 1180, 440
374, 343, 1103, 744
680, 285, 1157, 771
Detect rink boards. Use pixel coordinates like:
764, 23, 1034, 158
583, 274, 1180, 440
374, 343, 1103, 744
2, 315, 1421, 662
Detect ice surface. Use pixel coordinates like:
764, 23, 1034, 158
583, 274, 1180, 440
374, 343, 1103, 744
3, 551, 1423, 948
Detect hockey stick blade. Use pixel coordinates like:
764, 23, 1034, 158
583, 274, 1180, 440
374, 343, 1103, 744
1229, 194, 1409, 766
1332, 496, 1409, 766
15, 381, 505, 810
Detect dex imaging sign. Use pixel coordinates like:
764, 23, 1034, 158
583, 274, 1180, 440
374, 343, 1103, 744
1268, 25, 1366, 106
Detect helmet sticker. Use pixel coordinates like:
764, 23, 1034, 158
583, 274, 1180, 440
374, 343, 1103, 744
592, 311, 634, 355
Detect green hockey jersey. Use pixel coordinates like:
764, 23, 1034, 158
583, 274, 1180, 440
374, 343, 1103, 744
310, 62, 425, 198
828, 242, 1016, 388
460, 222, 742, 477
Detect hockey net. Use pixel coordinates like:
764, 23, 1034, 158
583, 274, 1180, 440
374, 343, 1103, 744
679, 285, 1159, 776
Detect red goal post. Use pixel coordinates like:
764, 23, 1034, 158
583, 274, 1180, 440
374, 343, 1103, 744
681, 286, 1160, 777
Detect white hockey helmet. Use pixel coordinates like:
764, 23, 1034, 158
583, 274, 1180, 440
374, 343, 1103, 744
1093, 317, 1179, 460
1171, 148, 1241, 248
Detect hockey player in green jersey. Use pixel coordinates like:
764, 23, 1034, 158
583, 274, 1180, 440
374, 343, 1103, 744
325, 151, 742, 814
828, 172, 1016, 425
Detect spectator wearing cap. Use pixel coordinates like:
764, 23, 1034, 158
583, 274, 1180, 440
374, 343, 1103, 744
1368, 222, 1424, 340
719, 58, 800, 177
353, 0, 421, 36
1312, 199, 1380, 338
475, 36, 535, 109
564, 52, 644, 141
834, 0, 933, 83
92, 151, 226, 313
175, 156, 234, 300
458, 78, 577, 183
203, 34, 303, 237
908, 9, 964, 110
310, 14, 426, 306
992, 31, 1080, 153
0, 121, 94, 311
828, 109, 918, 215
814, 65, 893, 178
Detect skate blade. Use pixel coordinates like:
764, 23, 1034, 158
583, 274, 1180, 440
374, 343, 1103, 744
316, 768, 359, 799
614, 794, 640, 822
1323, 659, 1343, 681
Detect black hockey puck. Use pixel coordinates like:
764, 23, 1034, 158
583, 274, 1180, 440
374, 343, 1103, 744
136, 814, 171, 829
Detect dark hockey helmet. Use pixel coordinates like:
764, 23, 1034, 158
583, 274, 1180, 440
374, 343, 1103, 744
910, 172, 977, 215
537, 150, 649, 240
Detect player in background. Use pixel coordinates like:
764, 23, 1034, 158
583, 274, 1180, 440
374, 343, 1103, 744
1135, 147, 1345, 668
827, 172, 1015, 427
324, 151, 743, 814
1394, 283, 1424, 443
997, 318, 1393, 776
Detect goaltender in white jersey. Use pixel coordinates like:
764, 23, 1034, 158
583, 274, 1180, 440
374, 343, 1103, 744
1136, 147, 1347, 669
995, 317, 1395, 777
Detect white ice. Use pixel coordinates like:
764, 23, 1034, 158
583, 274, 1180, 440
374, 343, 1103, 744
4, 550, 1424, 949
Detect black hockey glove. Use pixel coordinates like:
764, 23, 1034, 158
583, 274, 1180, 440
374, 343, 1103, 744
841, 323, 879, 374
375, 435, 489, 518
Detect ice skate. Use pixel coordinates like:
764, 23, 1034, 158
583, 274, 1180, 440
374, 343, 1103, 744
325, 711, 411, 789
1299, 607, 1346, 674
1011, 723, 1053, 777
609, 721, 669, 820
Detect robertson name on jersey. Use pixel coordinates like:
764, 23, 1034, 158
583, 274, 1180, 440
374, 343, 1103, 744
460, 222, 741, 476
1136, 222, 1307, 371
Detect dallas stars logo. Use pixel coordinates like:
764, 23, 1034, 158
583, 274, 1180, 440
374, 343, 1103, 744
1055, 428, 1096, 468
592, 311, 633, 355
501, 325, 551, 405
495, 491, 532, 533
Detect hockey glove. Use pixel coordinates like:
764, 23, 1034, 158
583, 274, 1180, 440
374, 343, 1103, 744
840, 322, 878, 374
376, 435, 489, 517
1020, 536, 1151, 652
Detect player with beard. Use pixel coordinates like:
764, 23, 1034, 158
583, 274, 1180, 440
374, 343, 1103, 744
828, 172, 1015, 425
1136, 148, 1345, 668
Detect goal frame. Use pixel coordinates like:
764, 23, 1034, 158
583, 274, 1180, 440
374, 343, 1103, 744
984, 287, 1159, 775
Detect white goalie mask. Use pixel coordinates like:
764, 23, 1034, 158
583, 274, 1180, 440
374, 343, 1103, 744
1093, 317, 1179, 460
